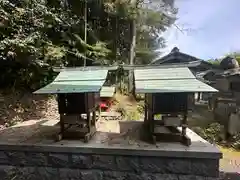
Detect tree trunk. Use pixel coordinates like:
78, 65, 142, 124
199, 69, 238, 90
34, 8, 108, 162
129, 18, 137, 95
83, 0, 87, 67
128, 0, 138, 95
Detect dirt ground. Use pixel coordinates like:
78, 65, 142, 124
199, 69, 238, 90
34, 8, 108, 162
0, 91, 59, 129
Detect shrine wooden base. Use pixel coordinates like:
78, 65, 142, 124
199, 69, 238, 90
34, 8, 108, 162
152, 126, 191, 146
144, 122, 191, 146
56, 125, 96, 143
56, 113, 97, 143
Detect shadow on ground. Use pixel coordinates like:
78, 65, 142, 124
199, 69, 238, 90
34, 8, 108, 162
0, 119, 59, 143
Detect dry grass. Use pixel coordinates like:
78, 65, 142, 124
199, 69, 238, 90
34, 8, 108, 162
112, 92, 143, 120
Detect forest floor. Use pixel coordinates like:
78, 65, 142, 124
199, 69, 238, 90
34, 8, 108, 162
0, 90, 59, 129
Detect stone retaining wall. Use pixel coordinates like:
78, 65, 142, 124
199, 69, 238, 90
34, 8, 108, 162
0, 150, 220, 180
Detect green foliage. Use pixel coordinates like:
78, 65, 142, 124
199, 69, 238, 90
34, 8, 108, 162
208, 52, 240, 66
135, 0, 177, 64
207, 59, 220, 65
192, 122, 240, 150
193, 123, 225, 144
137, 101, 144, 114
154, 114, 162, 120
126, 110, 141, 120
115, 104, 127, 117
231, 134, 240, 150
0, 0, 111, 90
0, 0, 176, 90
229, 52, 240, 64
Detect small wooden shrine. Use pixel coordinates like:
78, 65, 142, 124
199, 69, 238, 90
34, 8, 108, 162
34, 69, 108, 142
134, 67, 218, 146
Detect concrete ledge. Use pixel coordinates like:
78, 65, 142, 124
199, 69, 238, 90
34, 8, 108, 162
0, 120, 222, 179
0, 142, 222, 159
0, 121, 222, 159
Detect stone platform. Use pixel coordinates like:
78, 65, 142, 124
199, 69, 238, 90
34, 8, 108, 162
0, 119, 222, 180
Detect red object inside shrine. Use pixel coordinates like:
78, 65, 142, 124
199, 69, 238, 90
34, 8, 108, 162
99, 99, 113, 112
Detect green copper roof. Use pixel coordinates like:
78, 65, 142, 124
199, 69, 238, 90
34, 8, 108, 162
134, 67, 218, 93
34, 70, 108, 94
54, 69, 107, 81
53, 66, 118, 72
100, 86, 116, 97
135, 67, 194, 80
